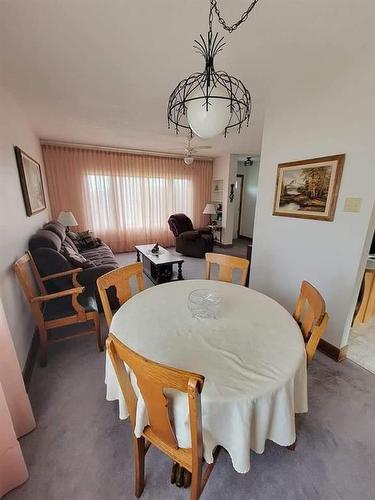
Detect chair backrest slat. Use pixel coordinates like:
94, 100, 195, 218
293, 280, 329, 364
13, 254, 40, 303
97, 263, 145, 327
107, 334, 204, 453
205, 253, 249, 286
27, 251, 47, 295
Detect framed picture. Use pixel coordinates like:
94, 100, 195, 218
273, 154, 345, 221
15, 146, 46, 216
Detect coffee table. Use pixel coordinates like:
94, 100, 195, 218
135, 244, 184, 285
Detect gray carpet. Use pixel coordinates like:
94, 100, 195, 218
6, 242, 375, 500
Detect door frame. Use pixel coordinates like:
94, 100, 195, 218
235, 174, 245, 239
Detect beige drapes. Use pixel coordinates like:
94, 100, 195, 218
42, 145, 213, 253
0, 299, 36, 497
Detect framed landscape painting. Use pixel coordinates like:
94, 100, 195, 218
273, 154, 345, 221
15, 146, 46, 216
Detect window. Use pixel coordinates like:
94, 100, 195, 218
85, 173, 193, 233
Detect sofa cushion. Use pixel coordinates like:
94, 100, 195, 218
30, 247, 73, 293
61, 244, 95, 269
81, 244, 118, 267
197, 227, 212, 235
66, 231, 83, 250
67, 230, 101, 251
43, 291, 98, 321
180, 230, 201, 241
43, 221, 66, 241
78, 230, 101, 250
64, 235, 79, 253
29, 229, 62, 252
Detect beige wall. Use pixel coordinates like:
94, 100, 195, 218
251, 47, 375, 349
0, 85, 50, 367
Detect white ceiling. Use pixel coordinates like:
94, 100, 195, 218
0, 0, 373, 157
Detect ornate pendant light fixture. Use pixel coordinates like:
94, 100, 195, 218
167, 0, 260, 139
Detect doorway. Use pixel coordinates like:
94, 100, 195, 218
347, 209, 375, 374
233, 174, 244, 240
230, 155, 260, 243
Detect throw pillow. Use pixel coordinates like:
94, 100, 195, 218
64, 234, 79, 253
61, 244, 95, 269
67, 230, 101, 251
66, 231, 83, 250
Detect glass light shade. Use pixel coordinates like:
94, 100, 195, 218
187, 85, 231, 139
58, 210, 78, 227
184, 155, 194, 165
203, 203, 217, 215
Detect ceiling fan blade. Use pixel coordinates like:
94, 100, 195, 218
192, 145, 212, 150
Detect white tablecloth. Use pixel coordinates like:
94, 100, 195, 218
105, 279, 307, 473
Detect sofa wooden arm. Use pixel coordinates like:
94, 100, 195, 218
31, 287, 85, 303
41, 268, 83, 282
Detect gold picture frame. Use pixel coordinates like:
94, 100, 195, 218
15, 146, 46, 217
273, 154, 345, 221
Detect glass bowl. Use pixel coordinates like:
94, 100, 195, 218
188, 289, 222, 319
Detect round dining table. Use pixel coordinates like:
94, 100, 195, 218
105, 279, 308, 474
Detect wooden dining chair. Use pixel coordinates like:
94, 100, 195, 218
96, 263, 144, 327
14, 252, 102, 366
293, 280, 329, 365
205, 252, 249, 286
107, 334, 220, 499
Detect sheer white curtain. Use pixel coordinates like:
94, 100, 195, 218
42, 145, 213, 252
86, 174, 193, 234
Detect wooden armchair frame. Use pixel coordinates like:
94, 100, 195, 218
107, 334, 220, 499
14, 253, 102, 366
97, 263, 145, 327
205, 252, 249, 286
293, 280, 329, 365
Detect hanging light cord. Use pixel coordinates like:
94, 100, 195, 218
209, 0, 260, 34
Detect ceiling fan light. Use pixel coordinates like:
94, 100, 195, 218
184, 155, 194, 165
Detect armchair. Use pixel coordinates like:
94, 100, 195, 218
14, 252, 102, 366
168, 213, 213, 258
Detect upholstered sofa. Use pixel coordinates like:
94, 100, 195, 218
168, 213, 214, 258
28, 221, 118, 304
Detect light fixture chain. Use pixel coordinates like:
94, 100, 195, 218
210, 0, 260, 33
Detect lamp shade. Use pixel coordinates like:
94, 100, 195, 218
187, 85, 231, 139
203, 203, 217, 216
57, 211, 78, 227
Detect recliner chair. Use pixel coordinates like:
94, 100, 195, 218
168, 213, 214, 258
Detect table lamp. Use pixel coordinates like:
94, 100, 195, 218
203, 203, 217, 224
58, 210, 78, 231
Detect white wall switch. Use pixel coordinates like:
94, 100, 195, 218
344, 197, 362, 213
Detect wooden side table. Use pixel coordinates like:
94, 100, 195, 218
209, 224, 223, 245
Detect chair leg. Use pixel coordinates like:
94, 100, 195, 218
93, 313, 103, 352
287, 438, 297, 451
134, 436, 145, 498
38, 325, 48, 367
190, 463, 202, 500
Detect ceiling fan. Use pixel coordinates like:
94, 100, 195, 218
244, 156, 253, 166
168, 136, 212, 165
